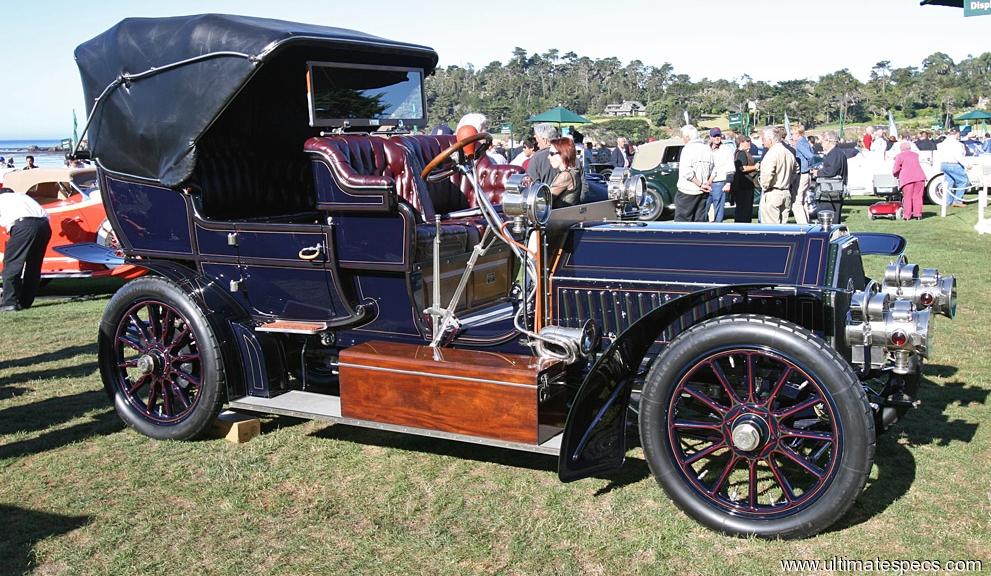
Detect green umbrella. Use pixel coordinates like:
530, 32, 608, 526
955, 109, 991, 133
955, 109, 991, 121
527, 106, 592, 125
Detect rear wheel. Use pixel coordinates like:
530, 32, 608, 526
639, 314, 875, 539
925, 175, 946, 205
98, 276, 225, 440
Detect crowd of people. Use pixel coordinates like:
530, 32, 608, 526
442, 114, 987, 223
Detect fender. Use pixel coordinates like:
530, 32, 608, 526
558, 284, 771, 482
134, 260, 271, 401
850, 232, 906, 256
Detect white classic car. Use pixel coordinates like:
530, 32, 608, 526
845, 146, 989, 204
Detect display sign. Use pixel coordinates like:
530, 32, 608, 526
499, 123, 513, 134
965, 1, 991, 16
728, 113, 742, 128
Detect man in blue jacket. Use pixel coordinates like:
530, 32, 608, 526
791, 124, 817, 224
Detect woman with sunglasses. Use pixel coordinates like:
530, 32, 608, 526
547, 137, 580, 208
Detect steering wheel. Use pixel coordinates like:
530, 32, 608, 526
420, 132, 493, 182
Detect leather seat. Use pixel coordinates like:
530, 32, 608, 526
305, 134, 511, 264
391, 135, 523, 212
305, 135, 434, 219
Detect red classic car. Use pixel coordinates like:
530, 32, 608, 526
0, 166, 141, 279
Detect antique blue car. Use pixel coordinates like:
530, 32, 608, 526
73, 14, 957, 539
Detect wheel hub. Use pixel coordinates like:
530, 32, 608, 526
136, 354, 159, 375
728, 413, 772, 453
732, 422, 762, 451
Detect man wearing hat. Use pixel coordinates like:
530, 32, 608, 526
706, 127, 735, 222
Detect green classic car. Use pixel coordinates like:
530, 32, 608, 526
629, 138, 683, 220
631, 138, 761, 221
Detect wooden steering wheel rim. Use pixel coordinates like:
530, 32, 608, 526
420, 132, 493, 180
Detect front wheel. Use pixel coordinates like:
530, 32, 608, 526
98, 276, 226, 440
639, 314, 875, 539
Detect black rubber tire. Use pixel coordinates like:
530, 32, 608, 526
639, 314, 875, 539
98, 276, 225, 440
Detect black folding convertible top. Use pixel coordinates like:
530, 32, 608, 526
75, 14, 438, 186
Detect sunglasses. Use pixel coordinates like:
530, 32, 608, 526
548, 150, 560, 156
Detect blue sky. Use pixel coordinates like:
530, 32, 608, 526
1, 0, 987, 139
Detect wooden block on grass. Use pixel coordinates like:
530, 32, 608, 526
209, 411, 261, 443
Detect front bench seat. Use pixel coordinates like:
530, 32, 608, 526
391, 135, 523, 212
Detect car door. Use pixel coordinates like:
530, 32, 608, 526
233, 221, 354, 322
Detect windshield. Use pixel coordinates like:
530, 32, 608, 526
71, 171, 99, 196
307, 62, 425, 128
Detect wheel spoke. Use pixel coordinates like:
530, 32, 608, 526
147, 304, 162, 341
673, 419, 722, 432
780, 426, 833, 443
118, 333, 144, 352
169, 382, 192, 410
684, 385, 729, 415
160, 307, 175, 345
169, 325, 192, 352
747, 460, 759, 510
684, 440, 726, 465
777, 446, 825, 479
117, 358, 139, 369
744, 353, 756, 403
126, 374, 150, 395
173, 353, 200, 363
709, 360, 742, 406
767, 456, 796, 503
145, 378, 160, 412
161, 381, 174, 417
764, 366, 793, 407
172, 369, 201, 388
709, 455, 738, 496
776, 395, 822, 420
128, 313, 154, 347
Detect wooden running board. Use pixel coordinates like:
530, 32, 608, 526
255, 320, 328, 334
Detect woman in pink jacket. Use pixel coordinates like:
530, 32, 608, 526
892, 140, 926, 220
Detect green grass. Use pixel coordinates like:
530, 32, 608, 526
2, 201, 990, 575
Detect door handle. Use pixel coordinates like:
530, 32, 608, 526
298, 243, 324, 261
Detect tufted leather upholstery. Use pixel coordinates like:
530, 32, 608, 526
304, 135, 433, 219
193, 147, 314, 220
391, 135, 523, 211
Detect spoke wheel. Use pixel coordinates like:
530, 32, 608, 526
639, 314, 874, 539
113, 300, 201, 423
99, 277, 225, 440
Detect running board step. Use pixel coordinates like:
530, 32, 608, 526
228, 390, 562, 456
256, 320, 328, 334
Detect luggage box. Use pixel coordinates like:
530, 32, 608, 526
339, 341, 562, 444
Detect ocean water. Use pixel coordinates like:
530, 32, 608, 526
0, 140, 77, 168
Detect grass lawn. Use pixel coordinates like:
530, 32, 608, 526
1, 200, 989, 575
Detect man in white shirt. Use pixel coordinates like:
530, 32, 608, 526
936, 129, 969, 206
675, 125, 714, 222
706, 127, 736, 222
0, 191, 52, 310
